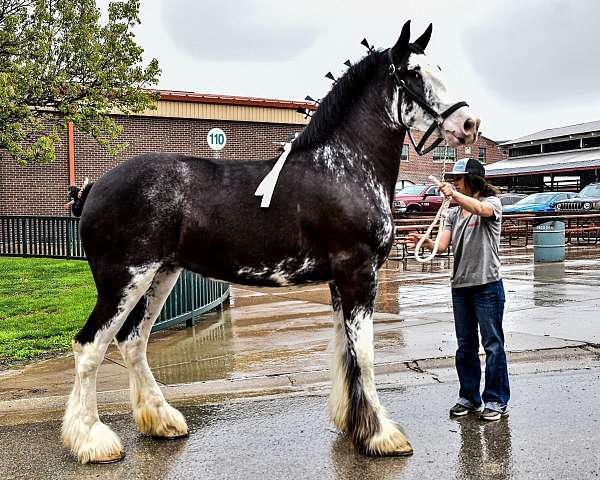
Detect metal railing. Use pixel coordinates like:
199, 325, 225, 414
0, 215, 230, 331
0, 216, 83, 258
154, 269, 230, 332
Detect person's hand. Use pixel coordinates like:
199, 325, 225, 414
438, 181, 454, 198
407, 233, 430, 250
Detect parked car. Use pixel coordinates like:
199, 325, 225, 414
503, 192, 577, 214
393, 183, 458, 214
555, 183, 600, 212
498, 193, 527, 207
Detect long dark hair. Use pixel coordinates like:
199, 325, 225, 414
464, 175, 499, 197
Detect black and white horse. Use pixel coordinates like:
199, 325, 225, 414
62, 21, 480, 463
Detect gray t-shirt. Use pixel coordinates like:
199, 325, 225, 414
443, 196, 502, 288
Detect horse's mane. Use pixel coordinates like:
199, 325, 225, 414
292, 49, 386, 151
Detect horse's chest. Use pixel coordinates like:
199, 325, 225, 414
367, 190, 394, 250
374, 215, 394, 249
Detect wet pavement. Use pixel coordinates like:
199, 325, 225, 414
2, 366, 600, 479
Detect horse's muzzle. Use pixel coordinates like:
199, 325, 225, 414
443, 109, 480, 146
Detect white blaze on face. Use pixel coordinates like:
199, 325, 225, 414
401, 53, 449, 131
400, 53, 479, 145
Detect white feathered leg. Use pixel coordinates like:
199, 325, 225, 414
62, 263, 160, 464
329, 282, 350, 431
117, 268, 188, 438
329, 266, 413, 457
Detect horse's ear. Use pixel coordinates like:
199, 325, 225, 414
414, 23, 432, 52
391, 20, 411, 64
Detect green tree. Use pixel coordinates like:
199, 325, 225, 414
0, 0, 160, 165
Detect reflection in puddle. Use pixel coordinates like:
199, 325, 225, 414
455, 418, 513, 480
148, 306, 336, 385
533, 260, 566, 283
329, 435, 408, 480
532, 262, 567, 307
149, 311, 235, 384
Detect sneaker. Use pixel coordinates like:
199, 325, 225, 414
449, 403, 483, 417
480, 407, 509, 421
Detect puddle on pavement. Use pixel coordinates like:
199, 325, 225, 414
2, 247, 600, 397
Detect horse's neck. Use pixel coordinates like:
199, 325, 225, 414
302, 77, 405, 198
335, 115, 406, 198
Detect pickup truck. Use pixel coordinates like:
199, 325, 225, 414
393, 183, 458, 214
555, 183, 600, 212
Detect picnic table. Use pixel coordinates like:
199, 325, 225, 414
390, 217, 442, 260
501, 213, 600, 247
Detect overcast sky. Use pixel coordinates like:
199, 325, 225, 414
123, 0, 600, 141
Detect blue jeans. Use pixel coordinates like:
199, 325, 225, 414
452, 279, 510, 410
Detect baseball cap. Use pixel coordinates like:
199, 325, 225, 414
446, 158, 486, 178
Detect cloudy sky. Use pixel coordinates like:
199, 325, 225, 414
125, 0, 599, 141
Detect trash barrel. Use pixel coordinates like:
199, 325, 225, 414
533, 217, 565, 263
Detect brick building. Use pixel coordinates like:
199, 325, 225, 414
0, 90, 506, 216
396, 131, 506, 186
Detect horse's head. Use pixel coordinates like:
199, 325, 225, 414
389, 21, 480, 148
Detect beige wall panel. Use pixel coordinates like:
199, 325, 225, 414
136, 100, 310, 125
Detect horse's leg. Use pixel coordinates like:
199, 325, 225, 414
329, 260, 413, 456
328, 282, 350, 431
115, 266, 188, 438
61, 263, 161, 464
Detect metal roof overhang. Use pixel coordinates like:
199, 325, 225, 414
500, 120, 600, 146
157, 90, 317, 111
486, 149, 600, 177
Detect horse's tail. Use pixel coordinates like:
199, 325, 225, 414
69, 182, 94, 218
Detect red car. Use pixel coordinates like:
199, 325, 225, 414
393, 183, 458, 214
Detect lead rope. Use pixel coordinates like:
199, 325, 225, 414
414, 142, 453, 263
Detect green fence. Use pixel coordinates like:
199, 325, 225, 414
0, 215, 82, 258
154, 269, 230, 332
0, 215, 230, 331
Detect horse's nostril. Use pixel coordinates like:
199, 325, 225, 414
464, 118, 475, 133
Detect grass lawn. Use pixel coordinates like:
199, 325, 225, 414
0, 257, 96, 365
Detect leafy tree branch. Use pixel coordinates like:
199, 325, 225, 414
0, 0, 160, 164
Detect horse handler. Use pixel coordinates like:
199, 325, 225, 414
408, 158, 510, 421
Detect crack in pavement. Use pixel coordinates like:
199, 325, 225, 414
405, 360, 442, 383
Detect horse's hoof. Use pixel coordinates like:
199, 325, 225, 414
387, 444, 414, 457
89, 451, 126, 464
135, 403, 188, 438
62, 419, 124, 465
365, 442, 413, 457
364, 422, 414, 457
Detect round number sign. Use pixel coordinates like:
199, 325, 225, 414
207, 128, 227, 151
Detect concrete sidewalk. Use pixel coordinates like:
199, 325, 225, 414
1, 246, 599, 421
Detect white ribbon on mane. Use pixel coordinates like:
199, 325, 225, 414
254, 142, 292, 208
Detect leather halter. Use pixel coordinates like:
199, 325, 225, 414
388, 50, 469, 156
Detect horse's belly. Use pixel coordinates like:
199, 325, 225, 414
230, 257, 330, 287
178, 239, 331, 287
